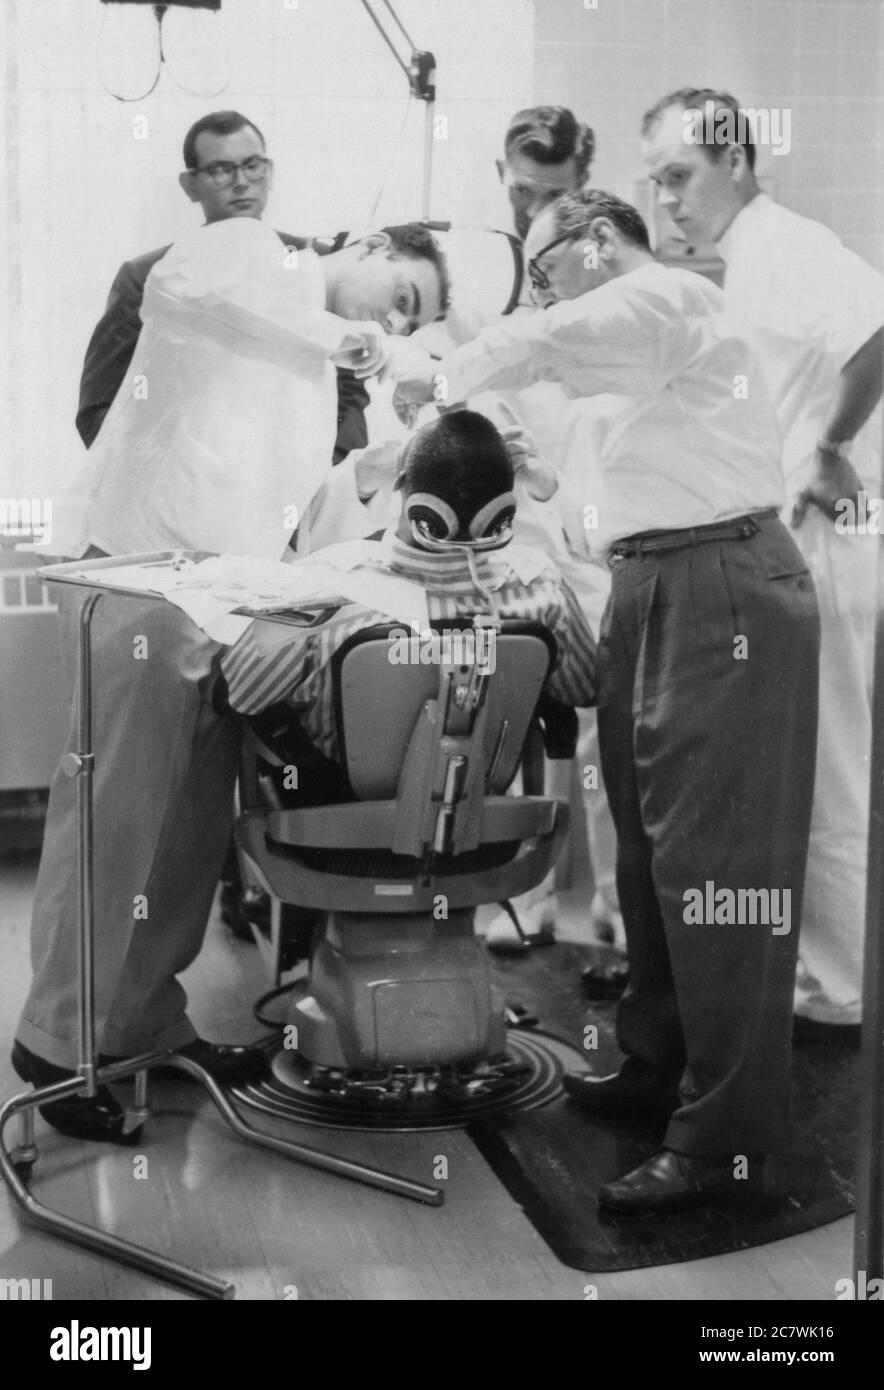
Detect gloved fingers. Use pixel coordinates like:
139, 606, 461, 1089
518, 460, 559, 502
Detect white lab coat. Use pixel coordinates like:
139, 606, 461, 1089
52, 218, 354, 562
717, 194, 884, 1023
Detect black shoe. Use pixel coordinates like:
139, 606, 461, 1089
598, 1148, 770, 1215
11, 1041, 143, 1146
99, 1037, 270, 1087
580, 959, 630, 1000
792, 1015, 862, 1048
562, 1067, 677, 1118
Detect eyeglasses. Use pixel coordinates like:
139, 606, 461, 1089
527, 227, 590, 290
192, 156, 271, 189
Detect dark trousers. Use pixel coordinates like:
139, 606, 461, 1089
597, 515, 820, 1156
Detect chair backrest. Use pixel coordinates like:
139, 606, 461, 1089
332, 620, 556, 801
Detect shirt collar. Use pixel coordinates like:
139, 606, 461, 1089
377, 526, 549, 586
715, 192, 771, 262
379, 526, 503, 580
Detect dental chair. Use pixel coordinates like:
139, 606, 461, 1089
232, 611, 572, 1100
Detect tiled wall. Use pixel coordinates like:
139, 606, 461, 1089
535, 0, 884, 270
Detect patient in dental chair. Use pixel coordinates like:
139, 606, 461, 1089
218, 410, 597, 786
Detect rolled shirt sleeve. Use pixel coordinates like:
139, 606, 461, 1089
817, 245, 884, 371
437, 267, 696, 403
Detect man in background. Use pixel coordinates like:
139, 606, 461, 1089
482, 107, 624, 965
498, 105, 595, 242
642, 88, 884, 1043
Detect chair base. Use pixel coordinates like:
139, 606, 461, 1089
291, 909, 507, 1070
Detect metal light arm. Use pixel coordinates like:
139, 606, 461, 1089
359, 0, 436, 219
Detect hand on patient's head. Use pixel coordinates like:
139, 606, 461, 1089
353, 438, 408, 501
500, 424, 559, 502
484, 403, 558, 503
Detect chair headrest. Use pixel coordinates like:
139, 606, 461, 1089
332, 619, 556, 800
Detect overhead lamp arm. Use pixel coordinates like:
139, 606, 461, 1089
359, 0, 436, 217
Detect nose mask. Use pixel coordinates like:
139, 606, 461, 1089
405, 491, 517, 551
404, 490, 517, 621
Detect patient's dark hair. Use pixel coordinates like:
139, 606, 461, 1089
402, 411, 514, 527
183, 111, 266, 169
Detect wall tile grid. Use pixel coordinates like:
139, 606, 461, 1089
534, 0, 884, 269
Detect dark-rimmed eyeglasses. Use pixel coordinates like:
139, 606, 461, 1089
527, 227, 591, 290
192, 156, 271, 189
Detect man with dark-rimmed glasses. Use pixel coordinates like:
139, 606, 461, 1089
390, 188, 821, 1216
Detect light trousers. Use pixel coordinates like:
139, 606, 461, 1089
789, 510, 876, 1024
18, 587, 238, 1067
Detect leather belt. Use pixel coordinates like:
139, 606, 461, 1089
608, 508, 779, 563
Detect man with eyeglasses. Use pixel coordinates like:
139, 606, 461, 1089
388, 189, 821, 1215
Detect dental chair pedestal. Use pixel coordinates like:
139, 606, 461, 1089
296, 911, 506, 1071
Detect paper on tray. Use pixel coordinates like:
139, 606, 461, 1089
69, 553, 429, 643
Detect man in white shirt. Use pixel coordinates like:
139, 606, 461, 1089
641, 88, 884, 1040
390, 190, 821, 1214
